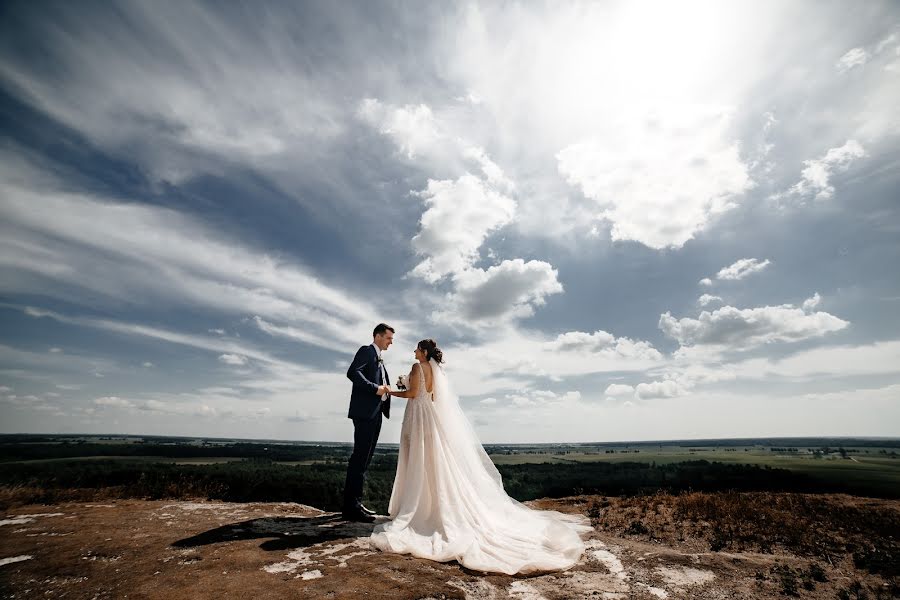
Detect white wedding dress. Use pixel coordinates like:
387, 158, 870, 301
370, 359, 591, 575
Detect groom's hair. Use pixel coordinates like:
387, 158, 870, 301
373, 323, 395, 336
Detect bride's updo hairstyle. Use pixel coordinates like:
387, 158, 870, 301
417, 339, 444, 364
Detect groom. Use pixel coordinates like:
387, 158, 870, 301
342, 323, 393, 522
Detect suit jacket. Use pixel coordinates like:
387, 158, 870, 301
346, 344, 391, 420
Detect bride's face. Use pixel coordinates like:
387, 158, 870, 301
414, 347, 425, 361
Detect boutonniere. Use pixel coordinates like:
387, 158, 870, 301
377, 357, 384, 363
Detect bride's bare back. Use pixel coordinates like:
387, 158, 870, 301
409, 361, 434, 399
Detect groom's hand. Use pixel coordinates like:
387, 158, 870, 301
377, 385, 388, 396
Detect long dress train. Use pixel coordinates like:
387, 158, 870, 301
370, 359, 590, 575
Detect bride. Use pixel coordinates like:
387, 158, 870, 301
370, 338, 591, 575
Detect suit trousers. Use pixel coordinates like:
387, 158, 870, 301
343, 414, 382, 511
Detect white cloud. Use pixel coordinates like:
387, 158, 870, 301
439, 328, 662, 398
361, 97, 563, 328
142, 362, 154, 368
504, 389, 581, 408
698, 294, 723, 307
556, 105, 753, 249
715, 258, 771, 281
357, 99, 441, 160
410, 175, 516, 283
635, 380, 687, 400
699, 278, 713, 287
252, 316, 349, 354
659, 302, 849, 351
836, 47, 869, 72
0, 4, 343, 183
875, 33, 898, 55
480, 397, 497, 405
728, 340, 900, 380
441, 259, 563, 323
49, 347, 63, 353
545, 330, 661, 361
547, 330, 615, 351
604, 383, 634, 397
782, 140, 866, 201
462, 146, 515, 192
218, 354, 247, 366
836, 35, 899, 74
0, 162, 380, 355
802, 292, 822, 311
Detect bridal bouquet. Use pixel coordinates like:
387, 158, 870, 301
396, 375, 408, 390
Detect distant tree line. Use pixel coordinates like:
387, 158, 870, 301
0, 441, 352, 463
2, 457, 896, 513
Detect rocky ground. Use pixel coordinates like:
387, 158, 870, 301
0, 494, 897, 599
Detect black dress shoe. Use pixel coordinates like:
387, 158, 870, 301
359, 504, 376, 515
341, 510, 375, 523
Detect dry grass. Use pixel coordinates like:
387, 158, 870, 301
588, 491, 900, 579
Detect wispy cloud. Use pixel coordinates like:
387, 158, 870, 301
0, 156, 384, 355
715, 258, 771, 281
775, 140, 866, 203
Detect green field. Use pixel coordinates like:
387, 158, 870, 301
486, 445, 900, 497
1, 435, 897, 508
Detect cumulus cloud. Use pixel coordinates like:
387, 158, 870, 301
699, 278, 713, 287
357, 99, 442, 160
410, 175, 516, 283
361, 97, 556, 327
716, 258, 771, 281
545, 330, 662, 361
635, 380, 687, 400
781, 140, 866, 202
698, 294, 723, 307
445, 259, 563, 322
659, 303, 849, 351
604, 383, 634, 397
557, 105, 752, 249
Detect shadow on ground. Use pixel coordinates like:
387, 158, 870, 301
172, 513, 382, 551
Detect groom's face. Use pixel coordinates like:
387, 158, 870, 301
375, 330, 394, 351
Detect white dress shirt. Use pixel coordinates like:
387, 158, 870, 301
371, 343, 388, 400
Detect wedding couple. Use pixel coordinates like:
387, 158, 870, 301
342, 323, 591, 575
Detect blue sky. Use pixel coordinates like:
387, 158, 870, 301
1, 0, 899, 443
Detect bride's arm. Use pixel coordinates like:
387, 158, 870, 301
388, 363, 421, 398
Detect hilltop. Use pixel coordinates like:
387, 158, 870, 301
1, 493, 897, 599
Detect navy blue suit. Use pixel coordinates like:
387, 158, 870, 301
343, 344, 390, 512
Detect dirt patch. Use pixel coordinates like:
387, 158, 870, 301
0, 494, 897, 599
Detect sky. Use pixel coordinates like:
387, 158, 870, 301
1, 0, 899, 444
